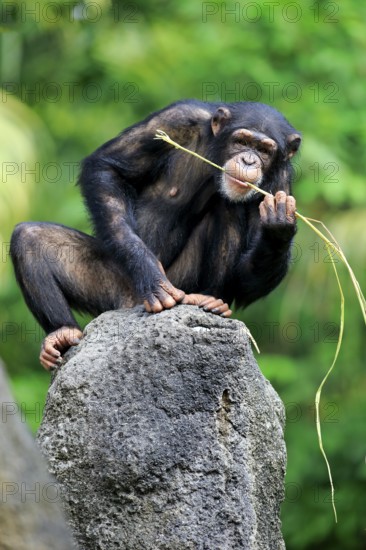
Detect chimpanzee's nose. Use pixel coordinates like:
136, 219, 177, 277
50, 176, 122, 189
241, 152, 257, 165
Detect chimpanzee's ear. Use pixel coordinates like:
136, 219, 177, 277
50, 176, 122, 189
211, 107, 232, 136
286, 133, 302, 159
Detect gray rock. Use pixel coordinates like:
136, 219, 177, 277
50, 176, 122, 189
0, 361, 75, 550
37, 305, 286, 550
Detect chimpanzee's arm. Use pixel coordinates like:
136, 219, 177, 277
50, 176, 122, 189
80, 161, 168, 308
79, 141, 177, 310
78, 101, 212, 310
234, 191, 296, 307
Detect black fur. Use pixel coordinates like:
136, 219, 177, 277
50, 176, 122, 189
10, 100, 301, 333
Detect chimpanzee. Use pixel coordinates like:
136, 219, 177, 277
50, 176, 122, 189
10, 100, 301, 369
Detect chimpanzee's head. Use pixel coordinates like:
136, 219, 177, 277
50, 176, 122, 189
210, 103, 301, 202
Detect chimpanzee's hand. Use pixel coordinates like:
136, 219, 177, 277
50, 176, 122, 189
259, 191, 297, 241
143, 278, 185, 313
143, 261, 185, 313
182, 293, 232, 317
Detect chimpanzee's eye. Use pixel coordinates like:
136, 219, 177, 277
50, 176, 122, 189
257, 145, 272, 156
234, 136, 248, 146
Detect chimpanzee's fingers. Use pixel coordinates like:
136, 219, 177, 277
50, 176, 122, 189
156, 287, 177, 309
55, 328, 82, 349
182, 294, 218, 307
159, 280, 185, 303
181, 295, 193, 305
202, 298, 224, 311
39, 351, 57, 371
274, 191, 287, 223
259, 201, 268, 223
182, 294, 199, 306
40, 349, 57, 366
43, 340, 61, 358
197, 296, 216, 307
182, 294, 212, 306
182, 294, 232, 317
286, 195, 296, 223
201, 298, 232, 317
211, 303, 230, 314
157, 264, 186, 304
260, 195, 276, 224
160, 295, 177, 309
39, 347, 62, 370
145, 286, 176, 312
221, 309, 233, 318
145, 295, 165, 313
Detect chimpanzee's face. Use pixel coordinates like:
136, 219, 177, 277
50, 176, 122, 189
210, 105, 301, 202
221, 128, 278, 202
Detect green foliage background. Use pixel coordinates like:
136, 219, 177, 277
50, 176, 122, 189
0, 1, 365, 548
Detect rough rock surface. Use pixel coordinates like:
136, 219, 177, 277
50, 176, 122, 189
37, 306, 286, 550
0, 361, 75, 550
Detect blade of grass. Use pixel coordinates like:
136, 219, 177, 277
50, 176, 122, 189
315, 242, 344, 523
296, 215, 366, 323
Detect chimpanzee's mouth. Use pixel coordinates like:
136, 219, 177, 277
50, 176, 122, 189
226, 174, 251, 189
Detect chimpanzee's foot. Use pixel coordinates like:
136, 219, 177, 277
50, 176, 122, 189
182, 294, 232, 317
40, 326, 83, 371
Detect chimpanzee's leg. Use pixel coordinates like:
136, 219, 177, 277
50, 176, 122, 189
10, 222, 137, 334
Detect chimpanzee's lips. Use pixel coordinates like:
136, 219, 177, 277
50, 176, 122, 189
226, 174, 251, 189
